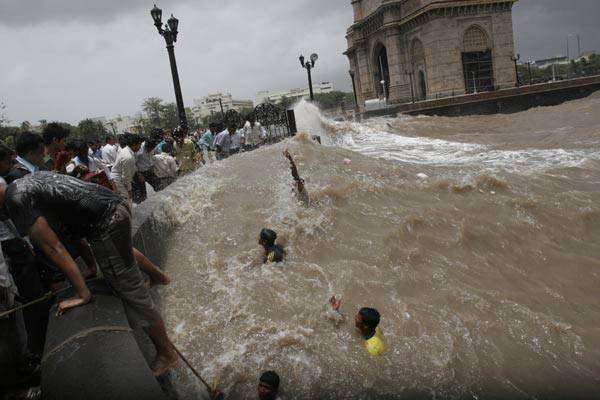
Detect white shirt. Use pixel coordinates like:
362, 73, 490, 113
66, 155, 108, 176
153, 153, 178, 178
101, 143, 119, 167
15, 156, 39, 173
230, 129, 245, 150
111, 146, 137, 198
214, 130, 233, 153
136, 142, 156, 173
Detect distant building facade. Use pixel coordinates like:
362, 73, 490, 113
344, 0, 518, 110
104, 115, 139, 135
192, 93, 253, 119
533, 56, 569, 69
256, 82, 334, 104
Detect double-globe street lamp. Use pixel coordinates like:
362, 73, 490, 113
151, 4, 188, 132
299, 53, 318, 101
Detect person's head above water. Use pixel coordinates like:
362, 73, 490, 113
259, 228, 277, 248
355, 307, 380, 337
258, 371, 280, 400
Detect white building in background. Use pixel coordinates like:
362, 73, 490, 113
256, 82, 334, 105
533, 56, 570, 69
104, 114, 139, 135
191, 93, 254, 120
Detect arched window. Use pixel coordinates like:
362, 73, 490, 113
372, 42, 390, 97
463, 26, 489, 52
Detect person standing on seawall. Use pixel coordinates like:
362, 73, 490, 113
112, 134, 143, 204
0, 172, 176, 375
214, 123, 236, 160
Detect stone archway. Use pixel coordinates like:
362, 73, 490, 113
462, 25, 494, 93
411, 39, 427, 100
372, 42, 390, 98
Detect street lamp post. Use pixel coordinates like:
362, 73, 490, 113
299, 53, 318, 101
151, 4, 188, 132
527, 57, 533, 85
512, 54, 520, 87
218, 98, 224, 118
349, 70, 359, 111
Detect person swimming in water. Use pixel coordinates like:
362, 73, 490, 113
283, 149, 310, 207
258, 229, 285, 264
329, 296, 385, 356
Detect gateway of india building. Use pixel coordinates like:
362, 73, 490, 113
345, 0, 518, 110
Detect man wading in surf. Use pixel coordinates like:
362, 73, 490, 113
283, 149, 309, 207
329, 296, 385, 356
258, 229, 284, 264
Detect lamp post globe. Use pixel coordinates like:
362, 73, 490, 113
151, 5, 188, 132
151, 4, 162, 28
167, 14, 179, 39
300, 51, 318, 102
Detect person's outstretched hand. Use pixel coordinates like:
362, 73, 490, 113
329, 296, 342, 312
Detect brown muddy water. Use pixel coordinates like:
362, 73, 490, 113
152, 94, 600, 399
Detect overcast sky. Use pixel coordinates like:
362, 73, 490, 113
1, 0, 599, 124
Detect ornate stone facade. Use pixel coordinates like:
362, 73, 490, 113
345, 0, 518, 110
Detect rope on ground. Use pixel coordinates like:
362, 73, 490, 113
0, 277, 103, 319
169, 339, 220, 399
0, 291, 54, 319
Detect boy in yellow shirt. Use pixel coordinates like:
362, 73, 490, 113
329, 296, 385, 356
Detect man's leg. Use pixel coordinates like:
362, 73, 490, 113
89, 205, 177, 375
132, 248, 170, 287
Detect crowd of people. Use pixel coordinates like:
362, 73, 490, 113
0, 120, 383, 400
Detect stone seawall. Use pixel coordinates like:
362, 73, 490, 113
40, 193, 178, 400
363, 75, 600, 118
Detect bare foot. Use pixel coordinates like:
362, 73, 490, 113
151, 350, 178, 377
148, 272, 171, 288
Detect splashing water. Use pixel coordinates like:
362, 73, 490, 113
149, 94, 600, 399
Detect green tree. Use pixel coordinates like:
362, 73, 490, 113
0, 102, 7, 127
159, 103, 179, 131
77, 119, 106, 141
20, 121, 32, 132
314, 91, 355, 110
142, 97, 163, 126
3, 135, 14, 148
201, 112, 223, 128
279, 96, 296, 110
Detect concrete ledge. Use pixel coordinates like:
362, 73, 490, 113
42, 280, 166, 400
363, 75, 600, 118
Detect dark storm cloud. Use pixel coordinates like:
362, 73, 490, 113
0, 0, 344, 27
1, 0, 599, 124
513, 0, 600, 60
0, 0, 188, 26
